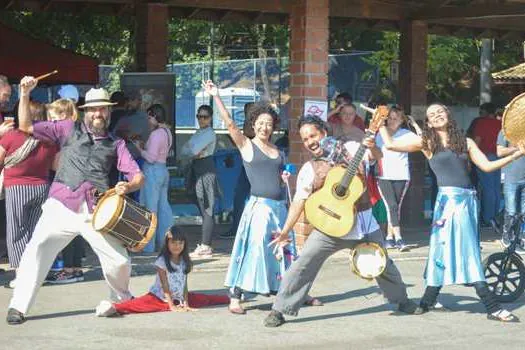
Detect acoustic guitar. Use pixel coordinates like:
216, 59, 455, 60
304, 105, 390, 237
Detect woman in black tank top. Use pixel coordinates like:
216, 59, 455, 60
379, 103, 523, 323
203, 80, 317, 315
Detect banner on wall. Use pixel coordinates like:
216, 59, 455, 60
304, 100, 328, 121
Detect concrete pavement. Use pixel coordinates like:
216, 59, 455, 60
0, 225, 523, 349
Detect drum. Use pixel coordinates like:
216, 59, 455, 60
92, 189, 157, 252
350, 242, 387, 280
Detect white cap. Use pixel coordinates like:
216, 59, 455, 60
57, 85, 79, 103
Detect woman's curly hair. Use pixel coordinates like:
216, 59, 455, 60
421, 103, 467, 155
248, 102, 280, 132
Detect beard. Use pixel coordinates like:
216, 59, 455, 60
88, 117, 108, 137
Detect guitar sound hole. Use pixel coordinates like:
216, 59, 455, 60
334, 185, 346, 197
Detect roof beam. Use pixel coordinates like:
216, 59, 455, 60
410, 3, 525, 21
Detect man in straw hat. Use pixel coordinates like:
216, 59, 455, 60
6, 76, 145, 325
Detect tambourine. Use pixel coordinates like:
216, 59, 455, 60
502, 92, 525, 145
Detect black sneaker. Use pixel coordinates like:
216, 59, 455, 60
264, 310, 286, 327
6, 308, 25, 325
413, 306, 429, 315
396, 239, 410, 252
46, 271, 78, 284
397, 299, 418, 314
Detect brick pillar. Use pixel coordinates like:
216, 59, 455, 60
288, 0, 329, 167
288, 0, 329, 248
135, 3, 168, 72
399, 20, 428, 227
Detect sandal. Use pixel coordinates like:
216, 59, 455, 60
304, 297, 323, 307
487, 309, 520, 323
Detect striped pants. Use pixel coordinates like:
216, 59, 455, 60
5, 184, 49, 268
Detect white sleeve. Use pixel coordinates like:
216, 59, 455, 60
293, 162, 315, 201
344, 141, 370, 166
154, 257, 168, 271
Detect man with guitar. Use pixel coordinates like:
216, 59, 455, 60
264, 114, 418, 327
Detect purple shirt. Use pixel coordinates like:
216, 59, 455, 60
33, 120, 141, 213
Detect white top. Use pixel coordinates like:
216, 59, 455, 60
294, 141, 379, 240
149, 257, 186, 303
375, 128, 417, 181
181, 127, 216, 159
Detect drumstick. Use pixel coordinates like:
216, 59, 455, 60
35, 70, 58, 81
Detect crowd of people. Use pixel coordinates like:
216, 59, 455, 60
1, 74, 523, 326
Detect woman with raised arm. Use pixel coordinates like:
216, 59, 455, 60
378, 103, 523, 322
202, 80, 307, 315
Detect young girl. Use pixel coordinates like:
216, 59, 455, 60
95, 227, 229, 316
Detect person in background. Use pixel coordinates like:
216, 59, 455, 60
181, 105, 218, 259
220, 103, 255, 239
0, 75, 14, 269
1, 101, 57, 288
327, 92, 365, 132
44, 98, 85, 284
331, 104, 366, 143
496, 129, 525, 252
108, 91, 128, 134
471, 102, 502, 227
133, 104, 174, 253
95, 227, 229, 317
375, 106, 418, 252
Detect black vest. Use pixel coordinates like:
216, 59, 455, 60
54, 123, 118, 192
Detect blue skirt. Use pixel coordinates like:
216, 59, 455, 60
224, 196, 296, 295
425, 187, 485, 286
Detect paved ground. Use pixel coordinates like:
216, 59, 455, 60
0, 225, 524, 349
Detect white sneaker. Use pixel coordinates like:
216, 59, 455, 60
95, 300, 117, 317
189, 244, 213, 259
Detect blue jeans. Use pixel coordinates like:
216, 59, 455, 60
476, 153, 501, 224
140, 162, 174, 253
503, 180, 525, 240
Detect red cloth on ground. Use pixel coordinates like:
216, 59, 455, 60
114, 292, 230, 314
471, 117, 501, 154
0, 129, 57, 186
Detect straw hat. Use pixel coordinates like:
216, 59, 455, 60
78, 88, 117, 108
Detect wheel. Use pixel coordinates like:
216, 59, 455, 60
483, 252, 525, 303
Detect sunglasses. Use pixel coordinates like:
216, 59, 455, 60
197, 114, 210, 119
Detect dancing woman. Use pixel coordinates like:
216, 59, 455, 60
202, 80, 300, 315
378, 103, 523, 322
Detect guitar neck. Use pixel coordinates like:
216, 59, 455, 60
339, 130, 375, 191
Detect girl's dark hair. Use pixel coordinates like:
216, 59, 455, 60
421, 103, 467, 155
147, 104, 167, 124
297, 114, 328, 132
248, 102, 280, 132
158, 226, 193, 274
197, 104, 213, 118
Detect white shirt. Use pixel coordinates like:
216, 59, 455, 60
375, 128, 417, 181
294, 141, 379, 240
149, 257, 186, 303
181, 127, 216, 159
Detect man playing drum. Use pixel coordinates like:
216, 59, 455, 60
264, 115, 417, 327
6, 76, 145, 325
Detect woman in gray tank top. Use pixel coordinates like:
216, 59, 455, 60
203, 80, 300, 315
379, 103, 524, 323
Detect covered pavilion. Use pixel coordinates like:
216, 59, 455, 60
4, 0, 525, 224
